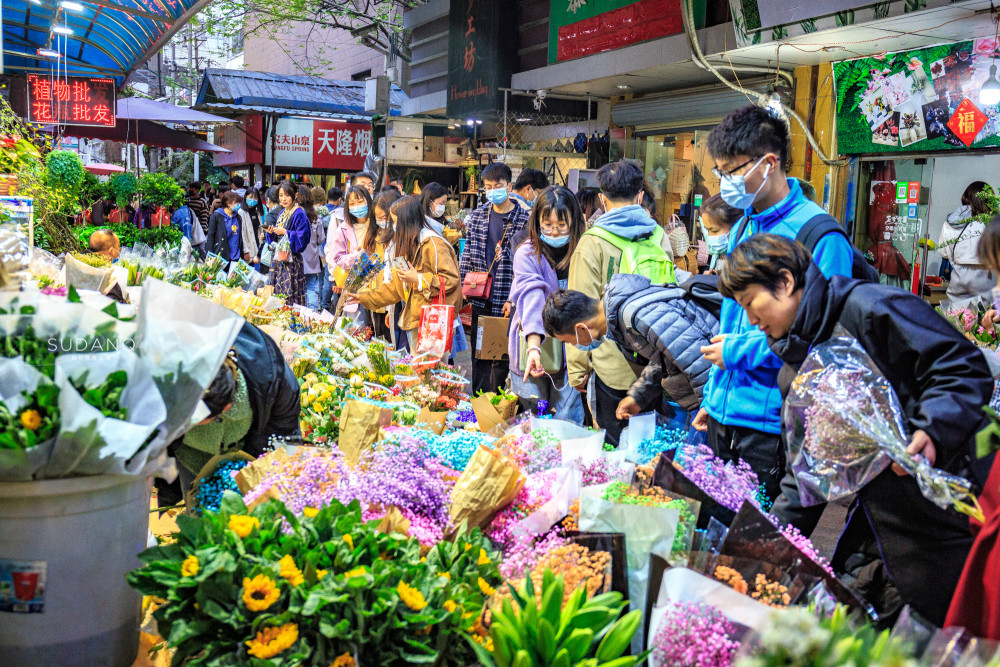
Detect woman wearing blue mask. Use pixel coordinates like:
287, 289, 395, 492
699, 193, 743, 274
507, 186, 585, 423
326, 185, 373, 314
264, 180, 311, 306
206, 190, 247, 270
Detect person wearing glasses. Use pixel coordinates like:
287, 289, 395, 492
692, 105, 854, 502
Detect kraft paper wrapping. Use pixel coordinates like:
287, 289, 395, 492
377, 506, 412, 537
449, 444, 525, 531
471, 394, 515, 434
416, 408, 448, 435
235, 447, 290, 494
339, 399, 393, 467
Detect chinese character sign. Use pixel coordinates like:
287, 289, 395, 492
446, 0, 514, 117
263, 117, 369, 170
27, 75, 116, 127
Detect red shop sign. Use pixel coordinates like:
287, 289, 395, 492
27, 75, 116, 127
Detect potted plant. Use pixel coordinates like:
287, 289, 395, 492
107, 173, 138, 224
138, 173, 185, 227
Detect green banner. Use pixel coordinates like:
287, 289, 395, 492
833, 38, 1000, 154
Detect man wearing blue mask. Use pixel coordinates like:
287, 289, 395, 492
460, 162, 531, 394
693, 104, 854, 502
510, 168, 549, 211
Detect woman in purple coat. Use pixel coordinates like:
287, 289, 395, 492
508, 186, 585, 423
264, 180, 312, 306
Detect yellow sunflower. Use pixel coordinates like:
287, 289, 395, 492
278, 555, 305, 587
302, 507, 319, 518
19, 409, 41, 431
330, 652, 356, 667
180, 554, 199, 578
242, 574, 280, 612
478, 577, 495, 597
228, 515, 260, 539
245, 622, 299, 659
478, 549, 490, 566
397, 581, 427, 611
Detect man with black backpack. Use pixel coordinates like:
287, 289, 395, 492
693, 105, 862, 502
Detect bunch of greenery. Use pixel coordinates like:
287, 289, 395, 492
73, 224, 182, 250
78, 171, 108, 209
127, 493, 503, 666
108, 172, 139, 209
139, 172, 185, 208
45, 150, 86, 192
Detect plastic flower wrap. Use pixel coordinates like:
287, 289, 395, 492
782, 329, 983, 522
334, 252, 384, 317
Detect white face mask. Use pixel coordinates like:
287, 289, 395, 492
433, 204, 446, 218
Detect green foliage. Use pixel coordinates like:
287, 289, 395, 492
78, 171, 108, 209
734, 605, 916, 667
108, 172, 139, 209
473, 570, 649, 667
127, 493, 503, 666
45, 150, 85, 191
73, 224, 182, 250
154, 149, 227, 186
139, 172, 185, 208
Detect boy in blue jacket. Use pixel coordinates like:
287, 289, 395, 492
693, 105, 854, 501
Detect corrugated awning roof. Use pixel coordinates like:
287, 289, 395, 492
2, 0, 210, 85
193, 68, 406, 120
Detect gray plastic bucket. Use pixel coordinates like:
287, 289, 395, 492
0, 474, 148, 666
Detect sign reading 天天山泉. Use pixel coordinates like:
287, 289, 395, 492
833, 38, 1000, 155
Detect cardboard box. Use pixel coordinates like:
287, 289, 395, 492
669, 159, 693, 194
386, 138, 424, 162
445, 143, 466, 163
387, 120, 423, 138
423, 136, 445, 163
475, 315, 510, 360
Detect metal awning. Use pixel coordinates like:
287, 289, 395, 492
2, 0, 210, 85
60, 119, 230, 152
193, 68, 408, 120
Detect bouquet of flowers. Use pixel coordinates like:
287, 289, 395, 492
782, 329, 983, 522
334, 252, 384, 318
937, 301, 1000, 347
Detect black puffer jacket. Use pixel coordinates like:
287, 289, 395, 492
770, 264, 992, 625
604, 273, 719, 411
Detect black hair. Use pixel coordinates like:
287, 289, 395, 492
482, 162, 512, 185
328, 186, 343, 202
244, 187, 265, 219
707, 105, 791, 171
978, 215, 1000, 273
345, 185, 373, 226
203, 360, 237, 418
640, 183, 657, 219
221, 190, 241, 208
962, 181, 992, 217
230, 174, 245, 189
577, 187, 602, 219
543, 290, 602, 337
528, 186, 585, 273
382, 185, 403, 194
513, 168, 549, 192
265, 186, 279, 206
186, 181, 201, 195
718, 233, 811, 298
701, 193, 743, 230
421, 182, 449, 221
278, 180, 297, 204
295, 184, 318, 224
392, 195, 428, 263
353, 171, 376, 184
596, 159, 644, 202
365, 190, 402, 251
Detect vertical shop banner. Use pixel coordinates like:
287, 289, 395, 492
261, 118, 370, 171
26, 75, 116, 126
446, 0, 515, 118
548, 0, 701, 64
834, 38, 1000, 154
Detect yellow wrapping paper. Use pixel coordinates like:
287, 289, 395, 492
339, 399, 393, 466
449, 444, 525, 531
470, 394, 518, 434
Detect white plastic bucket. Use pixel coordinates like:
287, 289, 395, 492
0, 475, 148, 666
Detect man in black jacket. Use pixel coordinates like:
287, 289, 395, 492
719, 233, 992, 625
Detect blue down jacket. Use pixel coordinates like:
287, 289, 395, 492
603, 273, 719, 411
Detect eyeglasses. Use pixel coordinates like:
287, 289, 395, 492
712, 156, 762, 180
540, 222, 570, 234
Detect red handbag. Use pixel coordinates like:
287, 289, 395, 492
462, 212, 515, 299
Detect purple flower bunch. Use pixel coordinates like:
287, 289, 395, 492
651, 601, 740, 667
499, 531, 569, 581
780, 524, 835, 576
674, 444, 765, 513
503, 429, 561, 475
243, 448, 340, 516
486, 469, 558, 550
575, 456, 629, 486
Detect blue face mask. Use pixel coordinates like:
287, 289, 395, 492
232, 203, 241, 213
701, 224, 729, 254
246, 199, 258, 208
487, 187, 508, 205
719, 156, 770, 210
349, 205, 369, 220
541, 232, 570, 248
573, 326, 604, 352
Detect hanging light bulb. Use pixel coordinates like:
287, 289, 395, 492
981, 61, 1000, 106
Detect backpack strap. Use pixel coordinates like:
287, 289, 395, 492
585, 226, 629, 251
733, 215, 752, 248
795, 213, 848, 251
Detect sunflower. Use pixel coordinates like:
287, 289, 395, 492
343, 567, 367, 579
180, 554, 199, 578
302, 507, 319, 518
278, 555, 305, 587
19, 409, 41, 432
330, 652, 356, 667
245, 622, 298, 659
228, 515, 260, 539
477, 549, 490, 566
397, 581, 427, 611
444, 599, 457, 613
478, 577, 495, 597
242, 574, 280, 612
342, 533, 353, 549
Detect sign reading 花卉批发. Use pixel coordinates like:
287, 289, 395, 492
27, 75, 116, 127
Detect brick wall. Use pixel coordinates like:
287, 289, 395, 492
243, 20, 385, 80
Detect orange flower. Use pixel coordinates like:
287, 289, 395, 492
242, 574, 280, 612
397, 581, 427, 611
342, 534, 354, 549
245, 622, 298, 659
19, 409, 41, 431
330, 653, 356, 667
303, 507, 319, 518
228, 515, 259, 539
278, 555, 304, 587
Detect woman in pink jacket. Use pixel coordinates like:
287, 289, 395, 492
325, 185, 373, 316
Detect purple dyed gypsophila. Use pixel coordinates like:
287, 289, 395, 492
781, 524, 835, 576
651, 601, 739, 667
499, 531, 569, 581
674, 443, 765, 513
575, 457, 628, 487
486, 469, 558, 551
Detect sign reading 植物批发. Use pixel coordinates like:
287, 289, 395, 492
26, 75, 116, 127
446, 0, 515, 118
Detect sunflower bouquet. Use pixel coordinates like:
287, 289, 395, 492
127, 493, 503, 666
